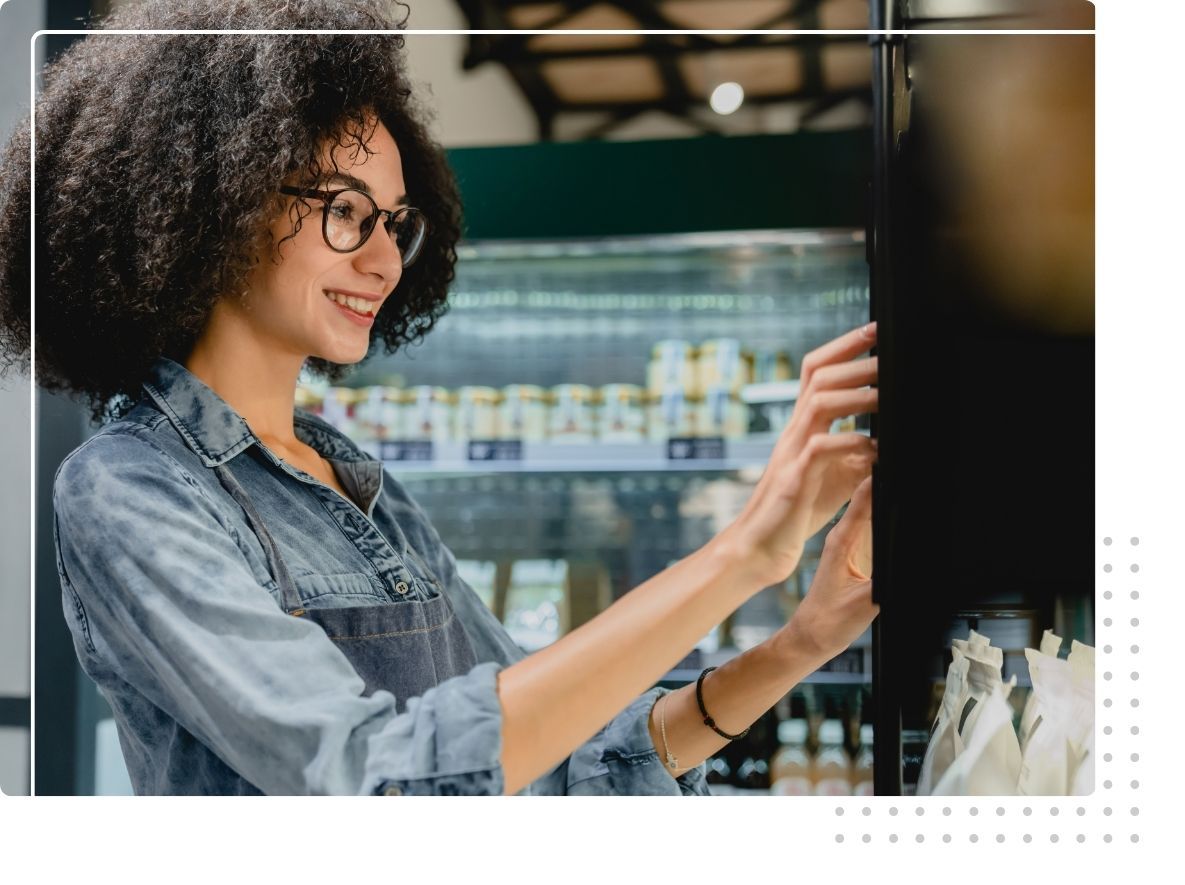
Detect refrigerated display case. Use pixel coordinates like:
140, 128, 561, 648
315, 229, 876, 794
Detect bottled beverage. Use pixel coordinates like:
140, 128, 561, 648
770, 719, 813, 796
736, 755, 770, 790
813, 719, 853, 796
852, 724, 874, 796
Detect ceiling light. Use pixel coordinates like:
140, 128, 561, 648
709, 82, 745, 116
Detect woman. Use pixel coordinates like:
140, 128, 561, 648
0, 0, 880, 796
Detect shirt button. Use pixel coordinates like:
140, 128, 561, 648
383, 785, 403, 796
394, 581, 410, 595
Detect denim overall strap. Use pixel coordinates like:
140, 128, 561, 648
215, 463, 306, 616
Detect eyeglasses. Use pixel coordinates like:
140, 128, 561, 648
279, 185, 428, 267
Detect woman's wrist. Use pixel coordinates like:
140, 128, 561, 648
775, 612, 835, 675
705, 523, 803, 595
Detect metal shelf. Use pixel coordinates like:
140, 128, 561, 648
372, 438, 779, 474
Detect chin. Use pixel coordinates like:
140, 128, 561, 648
314, 342, 370, 367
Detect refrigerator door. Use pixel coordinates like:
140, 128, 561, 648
870, 0, 1095, 794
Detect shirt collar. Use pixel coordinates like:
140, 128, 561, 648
143, 357, 369, 468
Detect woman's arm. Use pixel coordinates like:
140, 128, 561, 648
497, 323, 879, 795
648, 474, 877, 778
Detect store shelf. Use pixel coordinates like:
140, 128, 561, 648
372, 438, 780, 474
741, 380, 801, 404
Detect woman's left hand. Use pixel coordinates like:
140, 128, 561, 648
781, 475, 878, 663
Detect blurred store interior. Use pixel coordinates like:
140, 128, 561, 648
1, 0, 1094, 797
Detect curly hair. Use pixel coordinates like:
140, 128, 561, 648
0, 0, 462, 421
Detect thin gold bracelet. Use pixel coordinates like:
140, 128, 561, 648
659, 693, 679, 772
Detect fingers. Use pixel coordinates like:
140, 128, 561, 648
799, 322, 876, 388
800, 387, 879, 432
844, 475, 874, 523
806, 356, 878, 395
831, 476, 873, 577
800, 432, 878, 480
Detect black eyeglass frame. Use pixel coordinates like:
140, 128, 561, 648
279, 184, 428, 266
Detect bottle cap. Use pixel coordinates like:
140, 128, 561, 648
819, 719, 845, 745
777, 719, 809, 745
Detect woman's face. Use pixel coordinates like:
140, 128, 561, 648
241, 118, 407, 366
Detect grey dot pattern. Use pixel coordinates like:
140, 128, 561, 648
835, 534, 1141, 845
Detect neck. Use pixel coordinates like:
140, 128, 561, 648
186, 301, 307, 449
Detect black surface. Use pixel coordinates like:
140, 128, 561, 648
869, 1, 1094, 794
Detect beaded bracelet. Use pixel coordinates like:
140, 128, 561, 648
696, 666, 750, 740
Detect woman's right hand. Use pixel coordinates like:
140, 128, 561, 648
715, 322, 879, 588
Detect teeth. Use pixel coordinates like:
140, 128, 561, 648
325, 291, 375, 316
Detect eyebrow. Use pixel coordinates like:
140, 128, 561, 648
323, 172, 408, 207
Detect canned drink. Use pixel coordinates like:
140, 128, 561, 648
406, 386, 455, 442
500, 385, 550, 441
599, 384, 647, 442
647, 340, 699, 397
648, 388, 696, 442
355, 386, 403, 441
697, 385, 748, 439
698, 339, 754, 394
753, 350, 795, 383
549, 384, 598, 443
295, 384, 324, 418
322, 387, 361, 438
456, 386, 502, 441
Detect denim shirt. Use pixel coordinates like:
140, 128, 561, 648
52, 357, 710, 796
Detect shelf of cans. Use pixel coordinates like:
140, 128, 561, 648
296, 338, 852, 461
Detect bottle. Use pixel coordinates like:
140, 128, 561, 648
770, 719, 813, 796
736, 755, 770, 791
813, 719, 853, 796
852, 724, 874, 796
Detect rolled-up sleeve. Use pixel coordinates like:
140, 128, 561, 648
53, 430, 507, 796
558, 688, 711, 795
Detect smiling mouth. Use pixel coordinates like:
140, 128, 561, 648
324, 290, 380, 318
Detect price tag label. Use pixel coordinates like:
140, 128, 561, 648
666, 437, 727, 461
379, 440, 434, 461
467, 439, 524, 461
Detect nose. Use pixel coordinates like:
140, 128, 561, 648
352, 222, 403, 291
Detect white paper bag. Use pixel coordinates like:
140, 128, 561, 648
917, 646, 970, 796
1066, 640, 1095, 795
931, 678, 1022, 795
1017, 650, 1074, 795
1018, 629, 1063, 752
918, 634, 1007, 795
